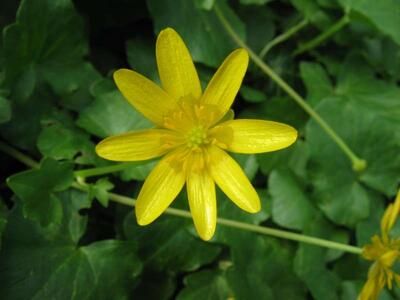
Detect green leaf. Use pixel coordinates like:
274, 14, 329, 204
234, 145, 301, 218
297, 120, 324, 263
339, 0, 400, 46
290, 0, 332, 28
257, 140, 309, 180
77, 86, 152, 138
0, 192, 142, 300
37, 123, 93, 161
300, 61, 333, 106
0, 95, 11, 124
147, 0, 246, 67
239, 0, 270, 5
2, 0, 88, 91
0, 199, 8, 249
306, 97, 400, 226
213, 192, 305, 300
336, 54, 400, 127
239, 85, 267, 103
177, 270, 232, 300
123, 212, 221, 273
0, 87, 55, 150
43, 62, 101, 111
126, 37, 158, 82
269, 169, 316, 231
294, 214, 342, 300
120, 160, 158, 181
87, 178, 114, 207
7, 158, 73, 226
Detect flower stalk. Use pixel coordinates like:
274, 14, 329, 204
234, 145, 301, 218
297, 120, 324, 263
293, 14, 350, 56
1, 139, 362, 255
259, 18, 308, 58
214, 5, 366, 172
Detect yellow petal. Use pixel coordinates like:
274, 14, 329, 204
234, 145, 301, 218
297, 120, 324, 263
95, 129, 180, 161
388, 189, 400, 231
201, 49, 249, 126
210, 119, 297, 153
187, 170, 216, 241
135, 149, 186, 225
114, 69, 177, 125
156, 28, 202, 100
207, 146, 260, 213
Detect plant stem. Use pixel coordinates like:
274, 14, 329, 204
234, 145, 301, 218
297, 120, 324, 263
1, 140, 363, 255
214, 5, 366, 172
293, 14, 350, 56
259, 19, 308, 59
74, 162, 137, 178
0, 140, 40, 168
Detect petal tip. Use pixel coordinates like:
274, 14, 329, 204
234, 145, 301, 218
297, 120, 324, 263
113, 68, 131, 83
135, 211, 152, 226
233, 48, 249, 64
196, 225, 216, 241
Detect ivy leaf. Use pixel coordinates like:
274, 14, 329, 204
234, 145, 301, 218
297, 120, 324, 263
0, 191, 142, 300
147, 0, 246, 67
269, 169, 316, 231
7, 158, 73, 227
77, 85, 152, 138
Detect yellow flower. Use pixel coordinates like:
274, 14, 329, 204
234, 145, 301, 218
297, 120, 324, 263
359, 190, 400, 300
95, 28, 297, 240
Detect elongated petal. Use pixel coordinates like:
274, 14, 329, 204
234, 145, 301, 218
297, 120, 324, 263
210, 119, 297, 153
114, 69, 176, 125
201, 49, 249, 125
156, 28, 202, 100
207, 146, 260, 213
187, 171, 216, 241
135, 150, 185, 225
96, 129, 180, 161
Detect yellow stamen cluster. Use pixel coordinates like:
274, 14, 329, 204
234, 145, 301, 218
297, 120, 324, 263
186, 126, 209, 149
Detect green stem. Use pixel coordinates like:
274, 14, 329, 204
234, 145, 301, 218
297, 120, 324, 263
214, 6, 366, 172
1, 140, 362, 255
0, 140, 40, 168
259, 19, 308, 59
293, 14, 350, 56
74, 162, 136, 178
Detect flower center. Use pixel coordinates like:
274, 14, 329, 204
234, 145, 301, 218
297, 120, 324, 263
186, 126, 208, 149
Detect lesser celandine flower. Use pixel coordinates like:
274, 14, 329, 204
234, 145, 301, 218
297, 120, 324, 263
359, 190, 400, 300
95, 28, 297, 240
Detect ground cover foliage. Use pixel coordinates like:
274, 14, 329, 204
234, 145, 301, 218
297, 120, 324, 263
0, 0, 400, 299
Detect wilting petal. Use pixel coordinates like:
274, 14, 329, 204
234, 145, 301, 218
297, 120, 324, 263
201, 49, 249, 126
187, 170, 216, 241
207, 146, 260, 213
156, 28, 202, 100
135, 149, 186, 225
114, 69, 177, 125
210, 119, 297, 153
96, 129, 180, 161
